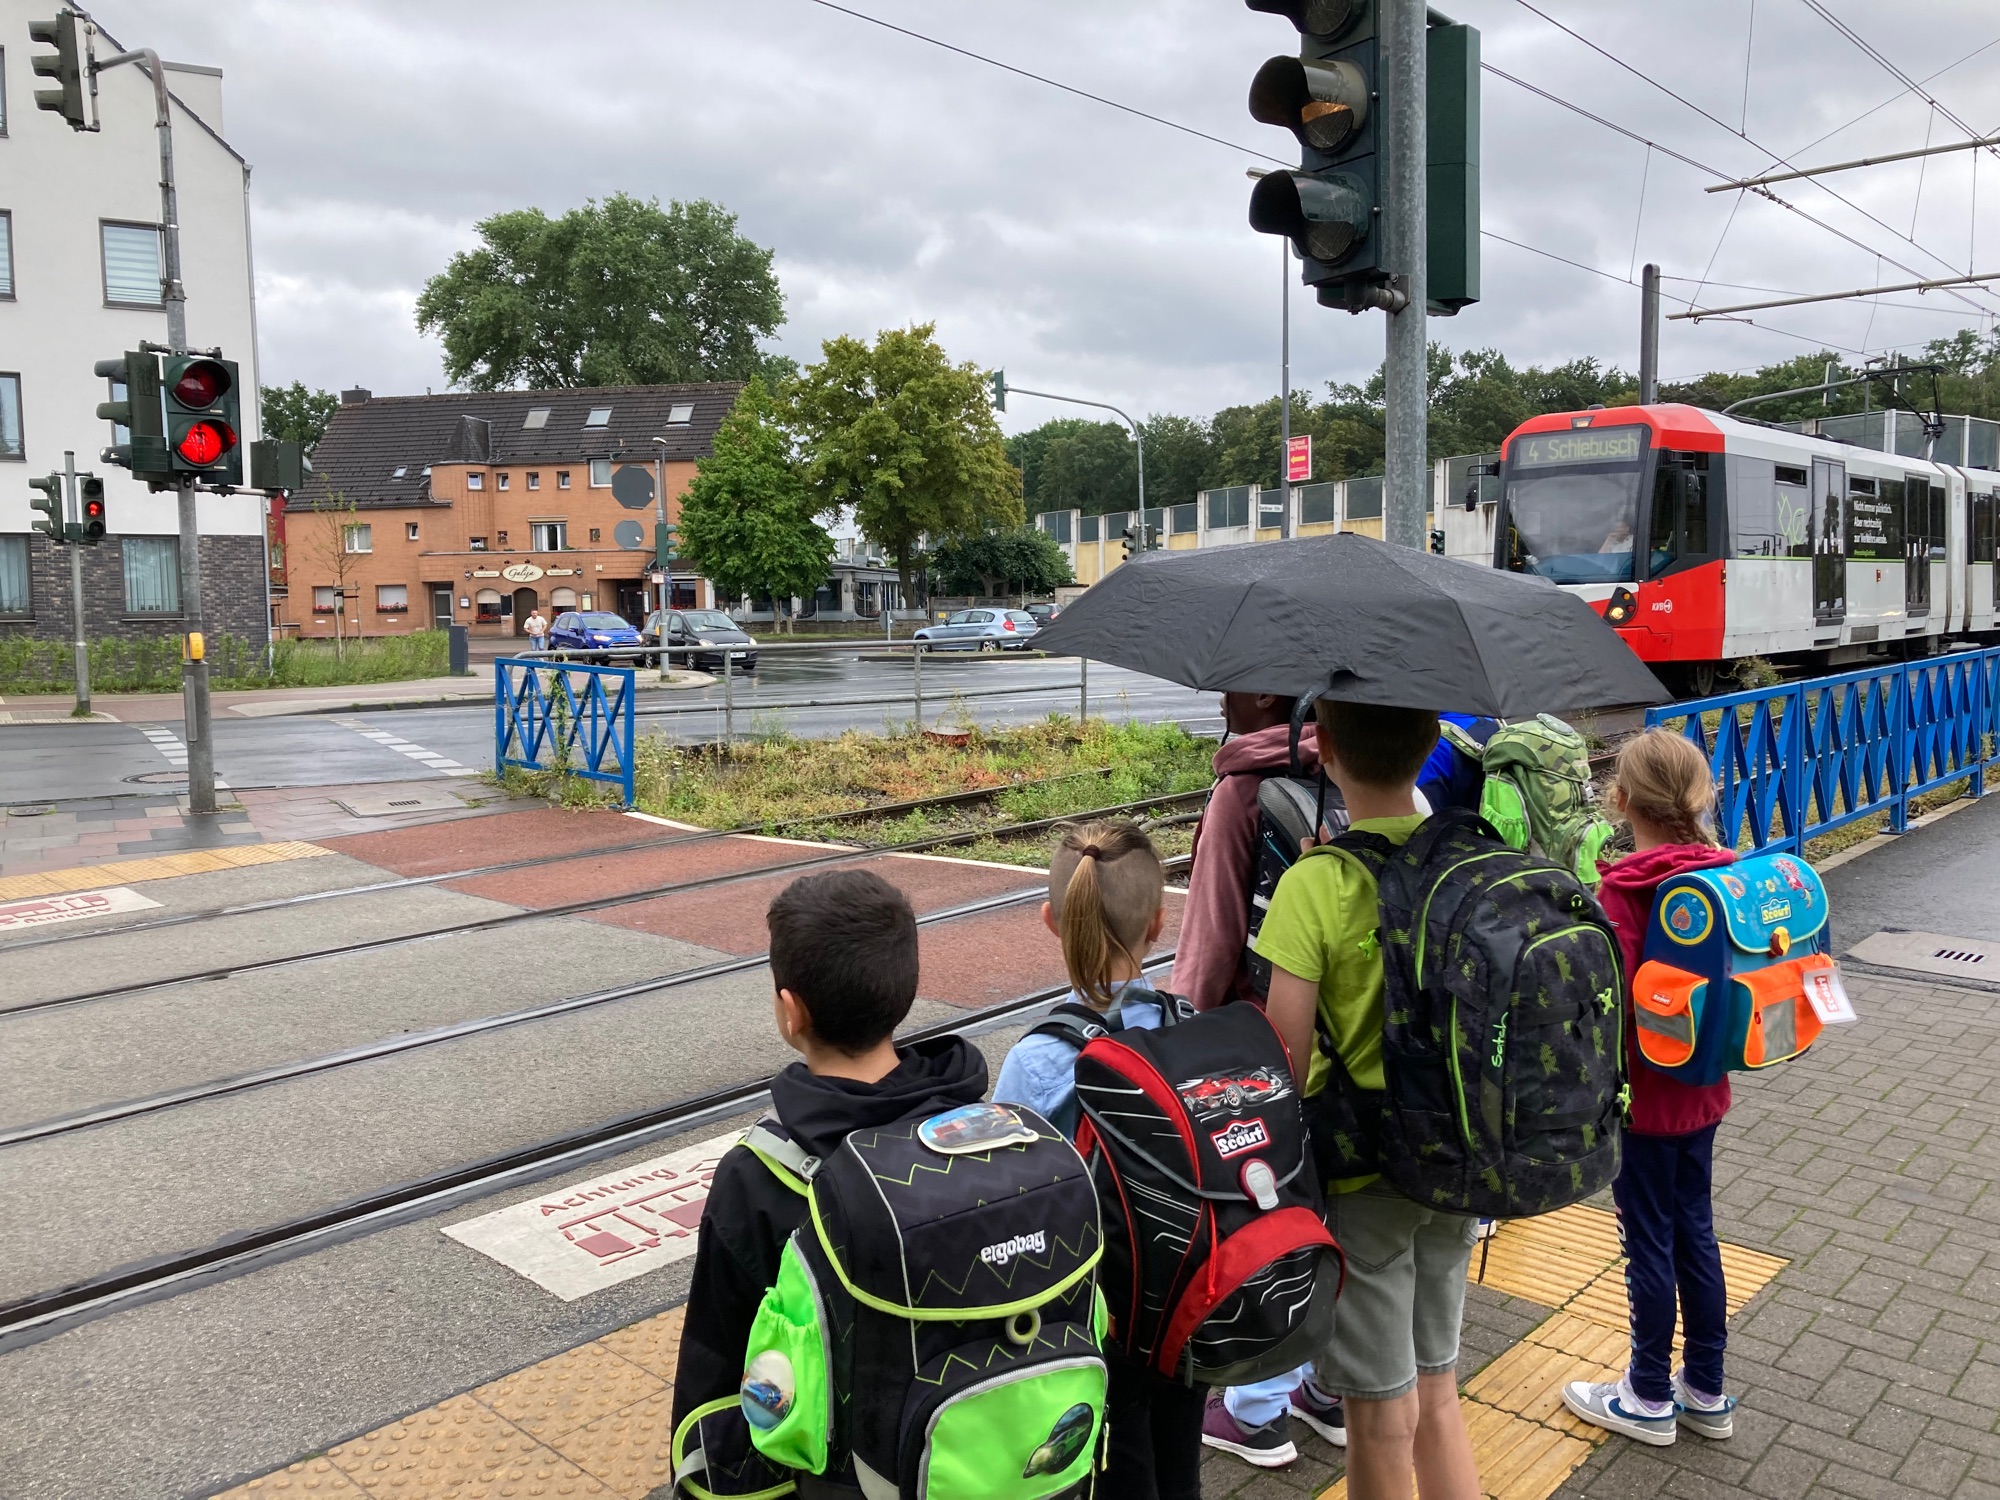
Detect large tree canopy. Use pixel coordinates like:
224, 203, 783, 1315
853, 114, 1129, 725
677, 380, 831, 618
260, 381, 340, 453
789, 324, 1020, 589
930, 526, 1073, 599
415, 194, 784, 391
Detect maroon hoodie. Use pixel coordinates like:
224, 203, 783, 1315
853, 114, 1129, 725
1598, 842, 1738, 1136
1172, 722, 1320, 1011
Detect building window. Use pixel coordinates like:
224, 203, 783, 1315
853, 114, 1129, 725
0, 211, 13, 299
589, 458, 612, 487
530, 521, 567, 551
390, 466, 406, 479
497, 472, 510, 491
0, 47, 8, 136
469, 536, 488, 551
377, 583, 409, 612
557, 470, 571, 489
101, 222, 164, 307
527, 472, 540, 490
0, 535, 29, 616
475, 588, 503, 622
343, 523, 372, 553
467, 471, 484, 491
585, 406, 612, 427
0, 373, 20, 459
550, 587, 577, 608
668, 404, 694, 424
523, 407, 550, 429
588, 527, 601, 543
406, 522, 419, 541
496, 530, 509, 547
123, 537, 181, 614
312, 585, 338, 613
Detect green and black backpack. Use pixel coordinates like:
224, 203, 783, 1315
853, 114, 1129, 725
1311, 808, 1627, 1219
1442, 713, 1613, 889
677, 1102, 1108, 1500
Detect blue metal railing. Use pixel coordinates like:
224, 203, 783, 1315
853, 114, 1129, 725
1645, 646, 2000, 854
495, 657, 637, 805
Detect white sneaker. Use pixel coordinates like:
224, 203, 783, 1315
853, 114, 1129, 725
1671, 1368, 1736, 1439
1560, 1378, 1678, 1447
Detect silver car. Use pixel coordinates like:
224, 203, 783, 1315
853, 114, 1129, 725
912, 608, 1041, 652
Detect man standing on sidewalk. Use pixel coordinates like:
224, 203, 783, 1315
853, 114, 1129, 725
523, 608, 549, 654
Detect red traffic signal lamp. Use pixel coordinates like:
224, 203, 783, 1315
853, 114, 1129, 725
76, 476, 107, 544
162, 354, 243, 485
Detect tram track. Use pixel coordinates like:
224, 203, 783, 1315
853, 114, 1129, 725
0, 788, 1208, 1020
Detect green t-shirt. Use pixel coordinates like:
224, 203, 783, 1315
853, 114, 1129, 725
1253, 812, 1427, 1191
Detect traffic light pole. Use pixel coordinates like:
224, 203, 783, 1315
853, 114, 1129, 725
1002, 386, 1146, 514
63, 452, 90, 717
1381, 0, 1428, 551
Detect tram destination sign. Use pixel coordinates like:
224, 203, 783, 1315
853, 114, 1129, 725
1510, 427, 1646, 468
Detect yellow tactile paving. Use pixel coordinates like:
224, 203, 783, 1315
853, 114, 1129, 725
593, 1308, 684, 1383
547, 1393, 677, 1499
473, 1342, 666, 1444
225, 1457, 369, 1495
1469, 1204, 1624, 1308
0, 840, 329, 900
322, 1395, 550, 1496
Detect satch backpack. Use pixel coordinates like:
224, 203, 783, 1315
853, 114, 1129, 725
1060, 1000, 1346, 1386
1632, 850, 1852, 1086
1243, 698, 1349, 998
715, 1103, 1109, 1500
1442, 714, 1613, 889
1314, 808, 1627, 1220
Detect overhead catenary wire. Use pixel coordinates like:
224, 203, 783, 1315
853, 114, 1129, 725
1797, 0, 2000, 167
1785, 33, 2000, 159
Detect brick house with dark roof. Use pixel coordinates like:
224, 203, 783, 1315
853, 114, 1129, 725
275, 383, 741, 641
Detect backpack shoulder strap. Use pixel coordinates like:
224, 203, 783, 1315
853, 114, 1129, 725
742, 1120, 820, 1195
1027, 1002, 1119, 1052
1439, 718, 1496, 762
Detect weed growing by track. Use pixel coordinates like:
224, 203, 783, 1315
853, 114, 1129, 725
629, 716, 1215, 862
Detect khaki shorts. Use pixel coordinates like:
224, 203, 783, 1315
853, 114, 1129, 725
1314, 1181, 1478, 1401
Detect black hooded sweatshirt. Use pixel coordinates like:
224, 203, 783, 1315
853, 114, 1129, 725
671, 1035, 990, 1438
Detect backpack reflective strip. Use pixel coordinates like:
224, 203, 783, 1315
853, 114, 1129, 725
744, 1124, 817, 1193
1634, 1003, 1693, 1045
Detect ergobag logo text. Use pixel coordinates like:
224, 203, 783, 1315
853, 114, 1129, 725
1210, 1118, 1269, 1158
981, 1230, 1048, 1267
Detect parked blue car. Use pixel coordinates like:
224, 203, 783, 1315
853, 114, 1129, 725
547, 610, 644, 663
912, 608, 1041, 652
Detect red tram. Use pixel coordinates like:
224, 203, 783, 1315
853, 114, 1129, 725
1491, 404, 2000, 694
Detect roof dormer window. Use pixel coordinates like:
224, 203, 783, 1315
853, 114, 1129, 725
667, 404, 694, 424
523, 408, 551, 429
584, 407, 612, 427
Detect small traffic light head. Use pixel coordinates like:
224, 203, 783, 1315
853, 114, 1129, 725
27, 473, 64, 540
163, 354, 243, 482
1245, 0, 1365, 38
988, 370, 1006, 413
79, 476, 106, 543
29, 12, 89, 130
169, 359, 233, 409
1249, 169, 1372, 266
1250, 56, 1369, 153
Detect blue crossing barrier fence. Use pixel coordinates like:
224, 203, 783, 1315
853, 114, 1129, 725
1644, 646, 2000, 855
494, 657, 637, 805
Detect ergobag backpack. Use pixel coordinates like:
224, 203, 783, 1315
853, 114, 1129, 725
1632, 850, 1849, 1087
1244, 697, 1349, 998
1066, 1002, 1345, 1386
1442, 714, 1612, 889
1317, 808, 1626, 1219
721, 1104, 1108, 1500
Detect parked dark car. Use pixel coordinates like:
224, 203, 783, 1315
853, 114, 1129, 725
912, 608, 1040, 652
1026, 602, 1061, 627
547, 610, 644, 664
644, 608, 759, 672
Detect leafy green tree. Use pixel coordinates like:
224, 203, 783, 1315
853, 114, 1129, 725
260, 381, 340, 453
930, 527, 1073, 598
1007, 417, 1097, 510
788, 324, 1020, 592
677, 380, 831, 630
415, 194, 784, 390
1137, 413, 1218, 510
1038, 422, 1139, 514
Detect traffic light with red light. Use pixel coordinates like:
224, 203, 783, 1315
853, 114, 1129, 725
162, 354, 243, 486
75, 476, 107, 544
28, 473, 65, 541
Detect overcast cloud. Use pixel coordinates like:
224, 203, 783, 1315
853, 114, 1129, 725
102, 0, 2000, 430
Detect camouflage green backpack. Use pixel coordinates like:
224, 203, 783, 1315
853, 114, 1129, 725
1443, 714, 1612, 888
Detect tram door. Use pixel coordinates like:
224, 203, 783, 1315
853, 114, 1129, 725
1905, 480, 1941, 617
1811, 457, 1846, 623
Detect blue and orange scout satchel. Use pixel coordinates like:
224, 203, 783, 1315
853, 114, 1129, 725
1631, 852, 1854, 1086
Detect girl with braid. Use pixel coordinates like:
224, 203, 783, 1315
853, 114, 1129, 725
1563, 730, 1741, 1449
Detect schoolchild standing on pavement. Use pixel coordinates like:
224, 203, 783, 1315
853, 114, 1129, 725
1259, 699, 1482, 1500
1562, 730, 1740, 1447
993, 820, 1206, 1500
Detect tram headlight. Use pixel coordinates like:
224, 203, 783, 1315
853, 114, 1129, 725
1604, 587, 1637, 626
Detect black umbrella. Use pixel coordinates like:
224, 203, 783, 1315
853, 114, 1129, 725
1033, 532, 1669, 717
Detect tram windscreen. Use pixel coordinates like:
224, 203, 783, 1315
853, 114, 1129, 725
1502, 427, 1647, 584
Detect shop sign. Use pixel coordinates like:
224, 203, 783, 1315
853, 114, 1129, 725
501, 563, 545, 583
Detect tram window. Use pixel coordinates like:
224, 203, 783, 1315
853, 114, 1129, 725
1928, 484, 1947, 559
1847, 475, 1902, 561
1731, 455, 1809, 557
1648, 454, 1712, 575
1974, 494, 1997, 562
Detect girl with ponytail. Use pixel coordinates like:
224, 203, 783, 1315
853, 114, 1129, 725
994, 819, 1202, 1500
1562, 729, 1742, 1449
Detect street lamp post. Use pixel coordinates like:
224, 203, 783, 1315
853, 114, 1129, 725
649, 436, 669, 617
1248, 168, 1292, 538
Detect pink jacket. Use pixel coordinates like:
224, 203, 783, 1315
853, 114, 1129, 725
1172, 722, 1320, 1011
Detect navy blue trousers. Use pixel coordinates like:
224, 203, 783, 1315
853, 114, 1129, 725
1612, 1124, 1729, 1406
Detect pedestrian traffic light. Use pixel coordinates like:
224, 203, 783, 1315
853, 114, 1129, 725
28, 11, 93, 132
1120, 524, 1140, 561
96, 351, 173, 485
1248, 0, 1384, 307
75, 476, 106, 544
28, 473, 65, 541
162, 354, 242, 485
988, 370, 1007, 413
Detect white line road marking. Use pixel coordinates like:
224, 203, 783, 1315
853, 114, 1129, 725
332, 717, 479, 777
0, 886, 162, 932
140, 726, 230, 788
442, 1129, 741, 1299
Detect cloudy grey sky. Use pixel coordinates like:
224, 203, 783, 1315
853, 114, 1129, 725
106, 0, 2000, 430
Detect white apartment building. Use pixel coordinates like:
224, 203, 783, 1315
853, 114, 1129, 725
0, 2, 267, 646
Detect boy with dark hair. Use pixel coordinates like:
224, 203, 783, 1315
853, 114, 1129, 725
672, 868, 989, 1497
1258, 698, 1483, 1500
